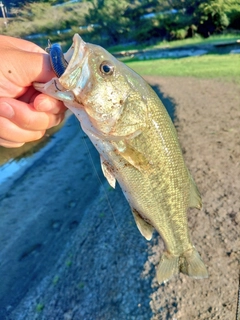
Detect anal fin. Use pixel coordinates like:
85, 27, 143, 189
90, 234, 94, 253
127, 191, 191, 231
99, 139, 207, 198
132, 208, 154, 241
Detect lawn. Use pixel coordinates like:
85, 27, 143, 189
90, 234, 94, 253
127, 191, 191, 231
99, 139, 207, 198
149, 33, 240, 49
108, 33, 240, 53
126, 54, 240, 82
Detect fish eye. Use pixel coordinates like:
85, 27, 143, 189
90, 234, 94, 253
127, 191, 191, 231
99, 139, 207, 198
100, 61, 114, 75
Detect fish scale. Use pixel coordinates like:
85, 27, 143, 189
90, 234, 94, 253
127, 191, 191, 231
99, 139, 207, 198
34, 33, 208, 284
118, 115, 191, 255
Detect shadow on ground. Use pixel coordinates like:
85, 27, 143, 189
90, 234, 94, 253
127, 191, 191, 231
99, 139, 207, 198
0, 79, 176, 319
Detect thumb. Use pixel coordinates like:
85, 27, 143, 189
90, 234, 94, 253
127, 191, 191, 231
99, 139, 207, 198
3, 50, 56, 88
0, 36, 57, 98
0, 35, 56, 85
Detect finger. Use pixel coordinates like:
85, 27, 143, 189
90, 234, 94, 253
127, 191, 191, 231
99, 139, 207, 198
0, 98, 65, 131
19, 87, 67, 116
0, 35, 46, 54
0, 49, 56, 98
34, 93, 67, 114
0, 117, 45, 143
1, 51, 55, 93
18, 86, 39, 104
0, 137, 25, 148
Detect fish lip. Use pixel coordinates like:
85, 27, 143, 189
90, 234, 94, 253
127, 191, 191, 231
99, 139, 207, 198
59, 34, 85, 90
63, 33, 82, 67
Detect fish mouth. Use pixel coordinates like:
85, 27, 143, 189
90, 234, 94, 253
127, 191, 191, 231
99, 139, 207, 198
33, 34, 86, 102
59, 34, 86, 91
63, 34, 82, 66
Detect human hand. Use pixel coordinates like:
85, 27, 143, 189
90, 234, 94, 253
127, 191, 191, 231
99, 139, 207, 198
0, 35, 66, 148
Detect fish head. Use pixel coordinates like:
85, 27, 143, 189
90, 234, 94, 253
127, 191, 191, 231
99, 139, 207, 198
34, 34, 148, 138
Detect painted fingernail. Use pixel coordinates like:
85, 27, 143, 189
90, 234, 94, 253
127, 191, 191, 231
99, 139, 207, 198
0, 102, 15, 119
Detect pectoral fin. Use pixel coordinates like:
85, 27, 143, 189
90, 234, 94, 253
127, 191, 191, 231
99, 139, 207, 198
100, 156, 116, 189
113, 141, 150, 172
131, 208, 154, 241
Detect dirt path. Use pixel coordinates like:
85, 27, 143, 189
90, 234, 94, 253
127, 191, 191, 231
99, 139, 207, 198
0, 77, 239, 320
145, 76, 240, 320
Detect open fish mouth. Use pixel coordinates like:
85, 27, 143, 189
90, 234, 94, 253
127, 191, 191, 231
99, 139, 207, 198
33, 34, 86, 101
45, 33, 85, 79
59, 34, 86, 89
64, 34, 84, 67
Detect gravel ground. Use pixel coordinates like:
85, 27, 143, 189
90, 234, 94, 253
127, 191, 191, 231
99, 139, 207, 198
0, 76, 239, 320
145, 76, 240, 320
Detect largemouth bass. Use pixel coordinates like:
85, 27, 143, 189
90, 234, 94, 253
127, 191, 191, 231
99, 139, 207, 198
34, 34, 208, 283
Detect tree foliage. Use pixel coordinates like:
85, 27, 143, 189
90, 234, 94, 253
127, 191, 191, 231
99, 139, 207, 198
224, 0, 240, 29
84, 0, 130, 44
83, 0, 148, 44
196, 0, 229, 36
84, 0, 240, 44
3, 0, 240, 46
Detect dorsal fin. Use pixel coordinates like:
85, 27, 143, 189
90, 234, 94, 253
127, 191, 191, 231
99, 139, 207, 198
188, 173, 202, 209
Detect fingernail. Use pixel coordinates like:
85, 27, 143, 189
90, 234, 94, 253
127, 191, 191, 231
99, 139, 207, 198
0, 102, 15, 118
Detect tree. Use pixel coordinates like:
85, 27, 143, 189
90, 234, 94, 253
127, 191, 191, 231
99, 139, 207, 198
224, 0, 240, 30
196, 0, 229, 37
84, 0, 148, 45
84, 0, 130, 45
154, 0, 236, 38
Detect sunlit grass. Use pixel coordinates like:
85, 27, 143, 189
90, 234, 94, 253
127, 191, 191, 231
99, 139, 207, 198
108, 33, 240, 53
151, 33, 240, 49
126, 54, 240, 82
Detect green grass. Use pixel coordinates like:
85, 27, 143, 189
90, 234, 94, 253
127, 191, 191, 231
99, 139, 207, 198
78, 282, 85, 289
126, 54, 240, 82
108, 43, 146, 53
150, 34, 240, 49
108, 33, 240, 53
36, 303, 44, 312
52, 275, 60, 285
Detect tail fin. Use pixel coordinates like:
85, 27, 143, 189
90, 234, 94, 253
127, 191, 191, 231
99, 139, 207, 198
156, 248, 208, 284
157, 252, 179, 284
180, 247, 208, 279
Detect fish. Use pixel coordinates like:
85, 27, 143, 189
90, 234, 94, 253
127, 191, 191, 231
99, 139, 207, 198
34, 34, 208, 283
